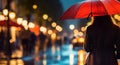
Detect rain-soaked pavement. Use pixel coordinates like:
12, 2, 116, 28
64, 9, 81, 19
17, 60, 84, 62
0, 42, 120, 65
23, 44, 80, 65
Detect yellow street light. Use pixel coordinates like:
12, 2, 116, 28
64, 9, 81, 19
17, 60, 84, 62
3, 9, 16, 20
3, 9, 8, 16
28, 22, 35, 28
33, 4, 37, 10
73, 29, 79, 34
78, 37, 85, 43
22, 20, 28, 26
51, 33, 56, 40
40, 26, 47, 33
79, 32, 84, 36
9, 12, 16, 19
48, 30, 53, 35
17, 18, 23, 25
43, 14, 48, 20
0, 14, 5, 21
51, 22, 57, 27
22, 20, 28, 30
56, 25, 63, 32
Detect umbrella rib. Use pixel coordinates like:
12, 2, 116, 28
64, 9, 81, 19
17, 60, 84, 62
99, 1, 108, 15
87, 0, 93, 18
90, 0, 92, 16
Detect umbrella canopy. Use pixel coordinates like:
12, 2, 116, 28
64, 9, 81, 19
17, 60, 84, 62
0, 20, 23, 28
59, 0, 120, 20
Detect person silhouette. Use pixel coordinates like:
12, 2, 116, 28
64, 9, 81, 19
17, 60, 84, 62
0, 29, 5, 52
39, 32, 47, 50
84, 15, 120, 65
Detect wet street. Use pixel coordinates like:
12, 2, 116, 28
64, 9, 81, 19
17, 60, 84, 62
0, 42, 120, 65
0, 42, 85, 65
0, 0, 120, 65
23, 44, 80, 65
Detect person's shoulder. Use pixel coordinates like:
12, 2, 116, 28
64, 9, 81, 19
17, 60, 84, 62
86, 25, 93, 30
112, 25, 120, 33
86, 25, 94, 33
113, 25, 120, 30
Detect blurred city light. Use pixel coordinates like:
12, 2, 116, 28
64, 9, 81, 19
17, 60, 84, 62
43, 59, 47, 65
51, 45, 56, 55
48, 29, 53, 35
24, 25, 29, 30
69, 53, 74, 65
28, 22, 35, 28
17, 18, 23, 25
40, 26, 47, 33
69, 44, 73, 50
17, 59, 24, 65
69, 24, 75, 30
51, 33, 56, 40
72, 38, 77, 44
10, 60, 17, 65
51, 22, 57, 27
73, 29, 79, 34
43, 14, 48, 20
3, 9, 8, 16
10, 27, 16, 44
22, 20, 28, 26
78, 32, 84, 36
78, 37, 85, 43
57, 55, 61, 61
56, 25, 63, 32
33, 4, 38, 10
0, 14, 5, 21
9, 12, 16, 19
73, 29, 79, 36
78, 50, 85, 65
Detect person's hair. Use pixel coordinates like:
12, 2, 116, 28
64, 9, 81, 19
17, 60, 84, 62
92, 15, 114, 27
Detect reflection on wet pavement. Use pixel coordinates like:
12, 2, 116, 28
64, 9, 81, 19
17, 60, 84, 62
0, 59, 24, 65
0, 43, 120, 65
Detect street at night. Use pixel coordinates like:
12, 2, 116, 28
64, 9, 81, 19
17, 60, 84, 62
0, 0, 120, 65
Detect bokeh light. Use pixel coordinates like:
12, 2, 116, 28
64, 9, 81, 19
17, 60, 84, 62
69, 24, 75, 30
40, 26, 47, 33
0, 14, 5, 21
17, 18, 23, 25
33, 4, 38, 10
3, 9, 8, 16
28, 22, 35, 28
43, 14, 48, 20
9, 12, 16, 19
51, 22, 57, 27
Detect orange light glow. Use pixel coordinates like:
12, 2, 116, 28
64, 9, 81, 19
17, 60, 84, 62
29, 25, 40, 36
78, 50, 85, 65
78, 37, 85, 43
51, 33, 56, 40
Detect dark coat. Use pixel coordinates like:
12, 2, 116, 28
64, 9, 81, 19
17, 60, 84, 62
84, 24, 120, 65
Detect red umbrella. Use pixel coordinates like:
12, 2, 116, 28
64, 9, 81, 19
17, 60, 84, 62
0, 20, 23, 28
59, 0, 120, 20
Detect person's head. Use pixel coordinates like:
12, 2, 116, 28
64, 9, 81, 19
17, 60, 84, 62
92, 15, 114, 26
